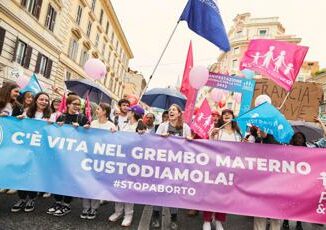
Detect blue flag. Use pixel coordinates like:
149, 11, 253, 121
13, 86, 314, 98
234, 102, 294, 143
20, 73, 42, 95
179, 0, 230, 52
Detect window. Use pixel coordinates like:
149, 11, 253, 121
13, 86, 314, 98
91, 0, 96, 11
95, 34, 99, 48
21, 0, 42, 19
109, 77, 113, 91
15, 40, 27, 65
35, 53, 52, 78
45, 5, 57, 32
99, 10, 103, 25
320, 103, 326, 113
76, 5, 83, 25
227, 102, 233, 109
79, 49, 89, 67
233, 47, 240, 55
105, 21, 110, 34
86, 21, 92, 37
0, 27, 6, 56
13, 39, 32, 68
65, 70, 71, 80
68, 38, 79, 61
111, 32, 114, 43
115, 40, 118, 50
258, 29, 267, 36
102, 44, 105, 56
232, 59, 238, 70
297, 75, 305, 82
39, 55, 48, 75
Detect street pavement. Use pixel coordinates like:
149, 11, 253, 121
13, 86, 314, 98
0, 193, 325, 230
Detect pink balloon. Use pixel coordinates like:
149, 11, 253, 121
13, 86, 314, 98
234, 93, 242, 104
189, 66, 209, 89
84, 58, 107, 80
210, 88, 225, 102
16, 75, 30, 88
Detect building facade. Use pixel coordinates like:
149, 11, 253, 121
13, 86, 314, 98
0, 0, 133, 102
123, 68, 146, 97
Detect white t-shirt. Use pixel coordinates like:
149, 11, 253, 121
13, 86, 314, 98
121, 121, 138, 133
34, 112, 44, 120
218, 129, 242, 142
91, 120, 116, 131
117, 115, 128, 130
23, 111, 46, 121
0, 103, 13, 116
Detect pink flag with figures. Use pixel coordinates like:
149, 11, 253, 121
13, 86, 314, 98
240, 39, 308, 91
190, 99, 212, 139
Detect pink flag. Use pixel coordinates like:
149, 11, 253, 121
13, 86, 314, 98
190, 99, 212, 139
57, 93, 67, 119
85, 94, 92, 122
240, 39, 308, 91
181, 41, 197, 124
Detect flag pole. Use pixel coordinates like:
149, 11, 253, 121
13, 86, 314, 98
278, 92, 291, 110
138, 21, 180, 102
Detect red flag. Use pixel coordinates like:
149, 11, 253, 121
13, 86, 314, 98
181, 41, 197, 124
190, 99, 213, 139
56, 93, 67, 119
85, 94, 92, 122
180, 41, 193, 96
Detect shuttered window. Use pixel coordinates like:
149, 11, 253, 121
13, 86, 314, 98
12, 39, 32, 69
45, 4, 57, 32
0, 27, 6, 56
21, 0, 43, 19
35, 52, 52, 78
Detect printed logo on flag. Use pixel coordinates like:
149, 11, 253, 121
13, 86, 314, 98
240, 39, 308, 91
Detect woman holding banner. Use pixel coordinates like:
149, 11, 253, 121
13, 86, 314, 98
0, 82, 22, 194
10, 92, 51, 213
205, 109, 242, 230
109, 104, 145, 227
80, 103, 116, 220
46, 95, 89, 217
151, 104, 192, 230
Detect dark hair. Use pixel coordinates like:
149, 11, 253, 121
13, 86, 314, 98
249, 126, 258, 138
290, 132, 307, 146
67, 92, 78, 97
216, 109, 242, 136
26, 92, 51, 119
51, 98, 61, 113
17, 91, 33, 108
118, 99, 130, 107
136, 120, 147, 133
145, 112, 155, 121
0, 82, 20, 110
99, 103, 112, 120
162, 111, 168, 117
132, 111, 143, 121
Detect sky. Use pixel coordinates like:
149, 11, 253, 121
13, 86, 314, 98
111, 0, 326, 89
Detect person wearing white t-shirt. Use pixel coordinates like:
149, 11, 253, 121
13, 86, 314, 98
109, 104, 145, 227
205, 109, 242, 230
11, 92, 52, 214
80, 103, 116, 220
113, 99, 130, 130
